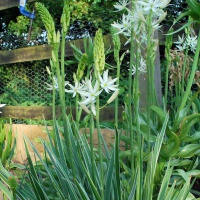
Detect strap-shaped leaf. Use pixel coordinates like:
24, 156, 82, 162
187, 0, 200, 17
179, 113, 200, 140
177, 144, 200, 158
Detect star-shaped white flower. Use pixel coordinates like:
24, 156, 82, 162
138, 0, 170, 16
98, 70, 118, 93
186, 34, 197, 50
174, 34, 185, 46
114, 0, 129, 11
46, 76, 69, 91
131, 57, 147, 75
79, 79, 102, 116
112, 13, 132, 36
81, 80, 102, 104
65, 80, 86, 97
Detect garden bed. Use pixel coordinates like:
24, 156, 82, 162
5, 124, 123, 164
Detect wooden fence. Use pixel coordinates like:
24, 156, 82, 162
1, 106, 124, 121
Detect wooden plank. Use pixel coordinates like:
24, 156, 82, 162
1, 106, 61, 120
0, 34, 128, 65
1, 0, 36, 10
0, 106, 123, 121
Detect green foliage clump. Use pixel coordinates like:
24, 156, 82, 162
8, 16, 30, 36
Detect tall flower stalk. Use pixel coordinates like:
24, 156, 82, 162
93, 29, 105, 199
110, 27, 121, 129
128, 27, 135, 174
35, 2, 76, 178
164, 28, 173, 110
112, 0, 170, 151
146, 10, 155, 152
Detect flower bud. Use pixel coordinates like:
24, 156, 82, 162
107, 90, 119, 104
56, 30, 60, 43
76, 53, 88, 81
52, 51, 57, 63
53, 31, 57, 43
78, 102, 90, 114
46, 66, 51, 75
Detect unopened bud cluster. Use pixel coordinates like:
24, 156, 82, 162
94, 29, 105, 76
110, 27, 121, 61
76, 53, 88, 81
61, 4, 71, 34
35, 3, 55, 45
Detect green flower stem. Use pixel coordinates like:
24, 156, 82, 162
164, 54, 170, 110
128, 26, 135, 175
115, 56, 120, 129
53, 33, 76, 179
51, 68, 56, 119
76, 94, 79, 124
61, 30, 66, 97
89, 113, 95, 183
164, 28, 173, 110
181, 47, 189, 99
179, 29, 200, 111
134, 42, 142, 200
146, 10, 153, 152
96, 96, 104, 199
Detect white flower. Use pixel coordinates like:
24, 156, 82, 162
80, 96, 97, 116
98, 70, 118, 93
79, 99, 97, 116
174, 34, 186, 51
131, 57, 147, 75
82, 76, 92, 90
132, 66, 136, 75
186, 34, 197, 51
138, 57, 147, 73
138, 0, 170, 16
0, 104, 6, 113
112, 13, 132, 36
78, 79, 103, 116
114, 0, 129, 11
81, 80, 102, 104
176, 44, 187, 51
90, 102, 96, 116
174, 34, 197, 53
65, 80, 86, 97
46, 76, 69, 91
174, 34, 185, 46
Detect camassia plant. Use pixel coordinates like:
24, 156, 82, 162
0, 0, 200, 199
